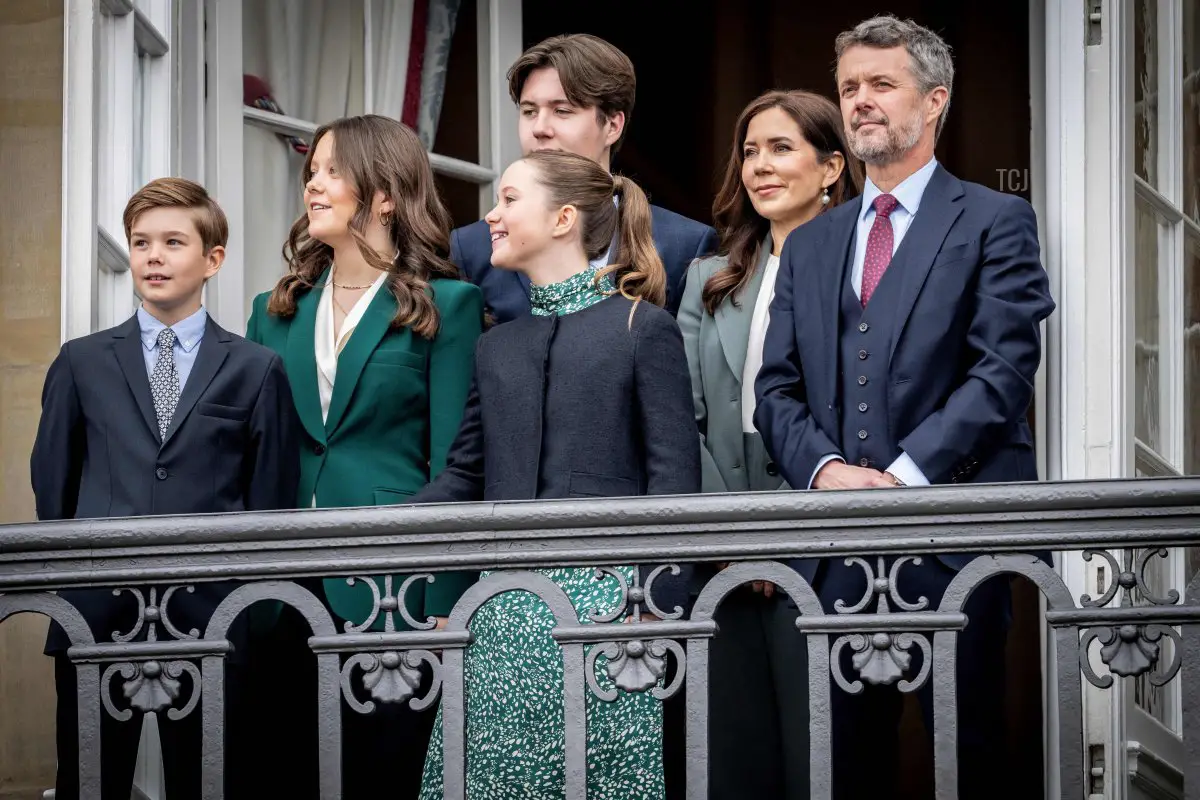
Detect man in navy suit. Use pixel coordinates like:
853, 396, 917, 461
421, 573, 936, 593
32, 178, 300, 799
754, 16, 1054, 799
451, 33, 716, 322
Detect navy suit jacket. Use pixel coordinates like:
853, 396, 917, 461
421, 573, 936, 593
754, 165, 1055, 574
34, 314, 302, 653
451, 204, 717, 323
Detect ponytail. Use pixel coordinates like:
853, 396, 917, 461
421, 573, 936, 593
600, 175, 666, 308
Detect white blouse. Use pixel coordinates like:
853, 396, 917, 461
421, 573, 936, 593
741, 252, 781, 433
314, 267, 388, 423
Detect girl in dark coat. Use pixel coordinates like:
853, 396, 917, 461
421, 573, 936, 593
416, 149, 700, 799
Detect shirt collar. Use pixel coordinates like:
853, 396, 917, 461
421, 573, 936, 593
860, 156, 940, 220
137, 305, 208, 353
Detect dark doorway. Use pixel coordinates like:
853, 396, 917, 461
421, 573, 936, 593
520, 3, 1043, 798
521, 0, 1035, 221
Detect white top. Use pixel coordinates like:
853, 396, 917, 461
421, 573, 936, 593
741, 252, 781, 432
314, 267, 389, 423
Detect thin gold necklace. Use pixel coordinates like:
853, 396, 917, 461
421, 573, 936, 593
332, 277, 374, 290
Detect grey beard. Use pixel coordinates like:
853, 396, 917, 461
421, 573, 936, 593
850, 112, 924, 166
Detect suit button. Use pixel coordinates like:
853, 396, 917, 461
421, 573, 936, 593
859, 322, 869, 333
858, 402, 869, 412
313, 444, 326, 456
155, 467, 168, 480
857, 376, 868, 386
859, 458, 871, 467
858, 429, 868, 440
858, 349, 868, 360
766, 462, 779, 476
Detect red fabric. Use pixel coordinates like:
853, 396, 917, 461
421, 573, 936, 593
860, 193, 900, 307
243, 75, 273, 105
401, 0, 429, 129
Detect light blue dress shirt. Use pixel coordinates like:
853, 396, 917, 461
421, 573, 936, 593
811, 156, 940, 488
137, 305, 207, 391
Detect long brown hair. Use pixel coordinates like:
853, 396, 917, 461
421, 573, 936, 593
523, 149, 665, 307
266, 114, 459, 338
704, 90, 862, 315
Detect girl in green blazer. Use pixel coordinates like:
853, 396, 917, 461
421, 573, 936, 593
677, 91, 859, 800
245, 114, 482, 798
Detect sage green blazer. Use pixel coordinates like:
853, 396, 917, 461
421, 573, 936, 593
678, 238, 790, 494
246, 271, 483, 628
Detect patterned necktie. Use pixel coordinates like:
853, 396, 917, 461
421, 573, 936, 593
860, 193, 900, 307
150, 327, 181, 440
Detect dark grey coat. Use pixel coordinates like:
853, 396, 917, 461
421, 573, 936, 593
416, 293, 701, 608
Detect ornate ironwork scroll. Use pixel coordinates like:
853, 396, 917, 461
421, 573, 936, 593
830, 556, 934, 694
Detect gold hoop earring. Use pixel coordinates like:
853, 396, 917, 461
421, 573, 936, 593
379, 210, 393, 227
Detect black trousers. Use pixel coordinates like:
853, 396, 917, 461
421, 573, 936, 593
818, 558, 1009, 800
54, 656, 247, 800
248, 598, 437, 799
707, 589, 811, 800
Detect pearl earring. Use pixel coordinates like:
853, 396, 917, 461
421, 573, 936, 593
820, 188, 831, 206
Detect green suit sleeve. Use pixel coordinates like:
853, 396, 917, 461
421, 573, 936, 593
422, 280, 485, 616
245, 292, 267, 345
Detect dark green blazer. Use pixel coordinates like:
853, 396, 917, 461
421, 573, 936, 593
246, 271, 483, 628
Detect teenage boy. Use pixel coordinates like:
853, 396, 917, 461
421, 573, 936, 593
453, 33, 718, 323
32, 177, 301, 799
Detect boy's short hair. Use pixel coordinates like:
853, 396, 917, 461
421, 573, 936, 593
507, 34, 636, 153
122, 177, 229, 253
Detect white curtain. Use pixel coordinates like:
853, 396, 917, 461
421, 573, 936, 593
371, 0, 415, 120
417, 0, 460, 149
241, 0, 366, 320
240, 0, 460, 322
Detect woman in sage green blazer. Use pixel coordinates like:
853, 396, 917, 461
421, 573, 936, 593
245, 115, 482, 798
678, 90, 859, 800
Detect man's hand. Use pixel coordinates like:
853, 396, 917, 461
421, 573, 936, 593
813, 461, 896, 490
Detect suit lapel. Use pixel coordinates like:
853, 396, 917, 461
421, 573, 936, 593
161, 317, 229, 448
284, 272, 328, 445
111, 316, 160, 441
324, 282, 396, 435
822, 201, 862, 401
887, 166, 965, 363
713, 236, 772, 381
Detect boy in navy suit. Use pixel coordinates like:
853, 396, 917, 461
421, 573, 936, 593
452, 34, 717, 323
32, 177, 301, 799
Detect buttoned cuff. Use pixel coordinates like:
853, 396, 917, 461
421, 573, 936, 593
885, 452, 930, 486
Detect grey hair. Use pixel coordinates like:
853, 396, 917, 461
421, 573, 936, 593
834, 15, 954, 139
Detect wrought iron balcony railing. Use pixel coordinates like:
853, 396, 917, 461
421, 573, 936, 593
1, 477, 1198, 799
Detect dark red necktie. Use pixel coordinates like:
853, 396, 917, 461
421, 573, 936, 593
860, 193, 899, 307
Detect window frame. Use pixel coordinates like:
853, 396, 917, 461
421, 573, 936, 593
1127, 0, 1198, 754
204, 0, 523, 334
1133, 0, 1200, 475
62, 0, 177, 339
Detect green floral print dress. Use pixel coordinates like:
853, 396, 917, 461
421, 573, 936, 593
417, 267, 665, 799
